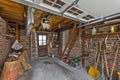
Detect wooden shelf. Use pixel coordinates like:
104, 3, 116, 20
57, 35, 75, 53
6, 20, 19, 40
8, 31, 16, 34
84, 32, 120, 38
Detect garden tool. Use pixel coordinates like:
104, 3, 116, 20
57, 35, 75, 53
103, 41, 119, 80
117, 34, 120, 41
109, 44, 119, 80
104, 35, 110, 78
98, 41, 108, 80
88, 41, 102, 79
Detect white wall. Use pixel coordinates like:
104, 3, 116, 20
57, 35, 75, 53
62, 29, 70, 51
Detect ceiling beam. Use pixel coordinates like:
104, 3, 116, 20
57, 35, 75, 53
53, 20, 77, 31
3, 16, 24, 26
55, 23, 74, 32
37, 12, 50, 30
12, 0, 83, 23
51, 19, 65, 30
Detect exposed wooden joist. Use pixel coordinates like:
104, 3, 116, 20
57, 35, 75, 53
0, 0, 24, 26
55, 24, 73, 32
53, 20, 76, 31
36, 12, 49, 29
3, 17, 24, 26
51, 19, 65, 30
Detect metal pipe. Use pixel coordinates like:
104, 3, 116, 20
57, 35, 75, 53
78, 12, 120, 28
26, 7, 35, 35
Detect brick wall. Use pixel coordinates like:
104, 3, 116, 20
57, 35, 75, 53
83, 26, 120, 80
0, 17, 11, 66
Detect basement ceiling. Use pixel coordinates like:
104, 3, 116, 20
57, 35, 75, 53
12, 0, 120, 23
0, 0, 76, 31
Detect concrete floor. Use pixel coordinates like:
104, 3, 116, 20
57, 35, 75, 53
19, 57, 93, 80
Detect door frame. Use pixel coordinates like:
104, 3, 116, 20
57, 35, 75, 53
37, 32, 49, 57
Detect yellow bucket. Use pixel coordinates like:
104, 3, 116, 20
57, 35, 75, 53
88, 66, 100, 78
117, 71, 120, 76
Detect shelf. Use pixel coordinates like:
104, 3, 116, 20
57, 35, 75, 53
84, 32, 120, 38
8, 31, 16, 34
6, 20, 19, 39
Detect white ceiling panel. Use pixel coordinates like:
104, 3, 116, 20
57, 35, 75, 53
77, 0, 120, 18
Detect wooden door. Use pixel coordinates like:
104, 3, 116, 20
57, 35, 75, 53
38, 33, 48, 57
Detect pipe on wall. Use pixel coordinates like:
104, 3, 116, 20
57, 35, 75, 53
78, 12, 120, 28
26, 7, 35, 35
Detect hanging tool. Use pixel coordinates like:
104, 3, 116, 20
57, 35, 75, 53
88, 41, 102, 79
103, 35, 110, 78
95, 41, 102, 68
109, 44, 119, 80
98, 40, 108, 80
103, 34, 120, 80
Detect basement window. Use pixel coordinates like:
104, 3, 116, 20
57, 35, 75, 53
53, 4, 61, 9
43, 0, 66, 9
67, 7, 83, 16
82, 15, 94, 20
55, 0, 65, 6
39, 35, 47, 46
43, 0, 53, 6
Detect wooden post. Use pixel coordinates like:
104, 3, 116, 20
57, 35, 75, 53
16, 23, 19, 40
82, 27, 85, 67
61, 24, 77, 59
67, 29, 83, 54
110, 44, 119, 78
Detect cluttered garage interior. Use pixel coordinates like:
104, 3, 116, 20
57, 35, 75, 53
0, 0, 120, 80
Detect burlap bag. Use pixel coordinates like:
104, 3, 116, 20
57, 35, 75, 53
20, 61, 32, 71
19, 52, 32, 71
21, 50, 29, 61
1, 60, 24, 80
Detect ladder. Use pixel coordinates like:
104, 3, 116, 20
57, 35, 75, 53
30, 31, 38, 60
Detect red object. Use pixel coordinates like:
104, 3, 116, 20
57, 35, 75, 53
84, 38, 89, 42
65, 58, 70, 63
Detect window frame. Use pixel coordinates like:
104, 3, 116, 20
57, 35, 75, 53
38, 35, 47, 46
